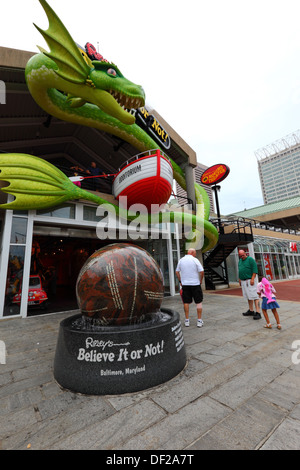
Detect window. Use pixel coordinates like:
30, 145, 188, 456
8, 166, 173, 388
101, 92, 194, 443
37, 205, 75, 219
10, 217, 27, 244
4, 214, 28, 316
83, 205, 105, 222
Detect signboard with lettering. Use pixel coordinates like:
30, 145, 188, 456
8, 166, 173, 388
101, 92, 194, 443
263, 254, 274, 280
54, 312, 187, 395
134, 106, 171, 150
200, 164, 230, 186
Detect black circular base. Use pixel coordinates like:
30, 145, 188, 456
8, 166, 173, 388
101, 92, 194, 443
53, 308, 186, 395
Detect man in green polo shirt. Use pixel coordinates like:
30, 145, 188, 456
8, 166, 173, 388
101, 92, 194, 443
238, 249, 261, 320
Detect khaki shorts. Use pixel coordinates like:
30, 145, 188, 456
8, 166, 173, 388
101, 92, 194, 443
241, 279, 259, 300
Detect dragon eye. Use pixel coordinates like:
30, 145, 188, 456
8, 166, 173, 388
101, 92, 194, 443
107, 68, 117, 77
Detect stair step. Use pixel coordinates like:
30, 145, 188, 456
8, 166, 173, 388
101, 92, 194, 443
214, 284, 229, 290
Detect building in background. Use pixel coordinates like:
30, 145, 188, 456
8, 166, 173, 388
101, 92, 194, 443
256, 130, 300, 204
226, 197, 300, 285
231, 196, 300, 231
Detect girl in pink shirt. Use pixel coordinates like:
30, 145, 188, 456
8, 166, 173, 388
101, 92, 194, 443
257, 277, 281, 329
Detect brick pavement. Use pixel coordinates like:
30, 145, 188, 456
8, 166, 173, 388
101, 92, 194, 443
0, 291, 300, 450
212, 279, 300, 302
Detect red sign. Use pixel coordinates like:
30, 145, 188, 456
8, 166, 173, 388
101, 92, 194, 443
263, 254, 274, 280
290, 242, 298, 253
200, 164, 230, 186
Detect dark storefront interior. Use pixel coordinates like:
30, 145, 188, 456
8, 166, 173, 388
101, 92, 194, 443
28, 235, 110, 315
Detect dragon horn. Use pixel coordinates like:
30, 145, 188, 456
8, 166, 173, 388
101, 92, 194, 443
34, 0, 90, 84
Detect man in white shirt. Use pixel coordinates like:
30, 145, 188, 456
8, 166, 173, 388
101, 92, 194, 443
175, 248, 204, 327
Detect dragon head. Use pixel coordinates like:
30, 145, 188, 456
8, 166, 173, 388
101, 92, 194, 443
34, 0, 145, 125
88, 60, 145, 124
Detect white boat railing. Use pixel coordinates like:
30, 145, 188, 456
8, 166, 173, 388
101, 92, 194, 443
117, 149, 171, 173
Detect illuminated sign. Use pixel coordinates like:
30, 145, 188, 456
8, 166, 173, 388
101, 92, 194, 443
200, 164, 230, 186
135, 106, 171, 150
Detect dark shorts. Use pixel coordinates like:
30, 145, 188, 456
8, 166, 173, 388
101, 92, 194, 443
182, 285, 203, 304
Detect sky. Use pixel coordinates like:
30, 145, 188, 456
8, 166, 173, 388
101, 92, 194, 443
2, 0, 300, 215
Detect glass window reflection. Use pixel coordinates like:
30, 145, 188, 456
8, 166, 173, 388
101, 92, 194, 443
4, 245, 25, 316
37, 205, 75, 219
10, 217, 27, 244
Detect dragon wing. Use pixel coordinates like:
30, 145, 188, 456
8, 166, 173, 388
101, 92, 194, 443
34, 0, 90, 84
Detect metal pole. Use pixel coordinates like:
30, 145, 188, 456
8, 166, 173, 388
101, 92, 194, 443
212, 184, 223, 234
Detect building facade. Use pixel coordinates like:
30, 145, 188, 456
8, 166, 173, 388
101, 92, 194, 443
227, 202, 300, 284
226, 235, 300, 285
0, 198, 185, 318
256, 130, 300, 204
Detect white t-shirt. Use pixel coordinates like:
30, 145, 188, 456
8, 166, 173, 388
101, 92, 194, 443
176, 255, 204, 286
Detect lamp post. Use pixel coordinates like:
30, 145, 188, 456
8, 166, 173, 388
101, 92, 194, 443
211, 184, 224, 234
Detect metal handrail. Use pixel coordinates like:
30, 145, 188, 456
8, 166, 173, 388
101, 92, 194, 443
210, 217, 252, 235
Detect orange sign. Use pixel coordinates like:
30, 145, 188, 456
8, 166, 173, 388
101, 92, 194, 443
200, 164, 230, 186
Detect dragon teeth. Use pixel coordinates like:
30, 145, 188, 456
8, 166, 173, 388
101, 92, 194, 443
110, 89, 141, 111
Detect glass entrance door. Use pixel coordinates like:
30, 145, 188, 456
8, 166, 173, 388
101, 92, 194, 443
294, 255, 300, 276
286, 254, 297, 279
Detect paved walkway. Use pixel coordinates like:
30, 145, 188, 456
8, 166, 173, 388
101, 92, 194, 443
1, 289, 300, 450
213, 279, 300, 302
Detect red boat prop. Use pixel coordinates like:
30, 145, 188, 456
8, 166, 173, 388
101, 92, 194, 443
112, 149, 173, 211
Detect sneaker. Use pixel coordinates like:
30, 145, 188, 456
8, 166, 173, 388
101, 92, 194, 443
197, 319, 203, 328
253, 312, 261, 320
185, 319, 190, 327
242, 310, 254, 316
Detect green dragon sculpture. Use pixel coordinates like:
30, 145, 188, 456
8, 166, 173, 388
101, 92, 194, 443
0, 0, 218, 252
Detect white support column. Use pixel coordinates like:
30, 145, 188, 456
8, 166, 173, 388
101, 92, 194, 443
184, 165, 196, 210
20, 211, 34, 318
248, 242, 255, 258
0, 210, 13, 318
166, 227, 175, 296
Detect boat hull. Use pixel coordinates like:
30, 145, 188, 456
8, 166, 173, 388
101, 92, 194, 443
113, 150, 173, 211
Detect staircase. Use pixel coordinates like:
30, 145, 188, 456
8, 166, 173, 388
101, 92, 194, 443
204, 218, 254, 290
